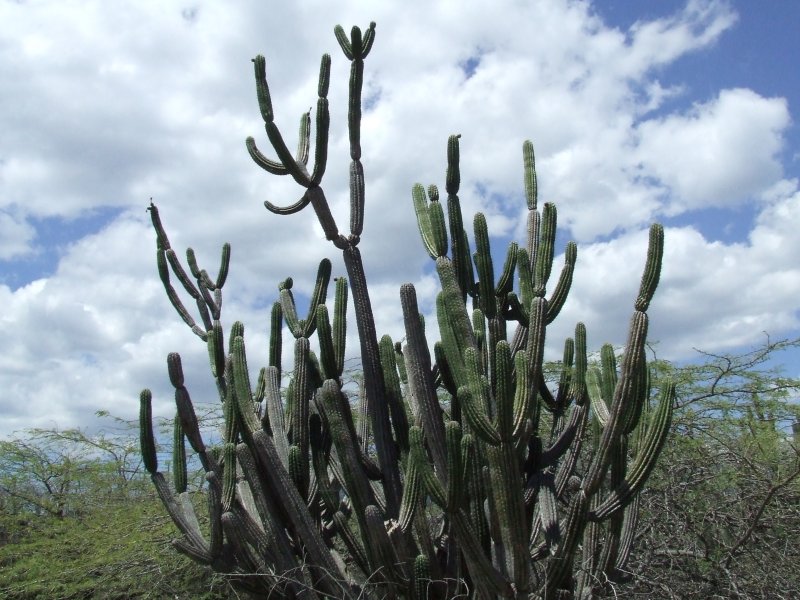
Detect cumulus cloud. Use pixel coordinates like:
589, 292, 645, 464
635, 89, 790, 212
0, 0, 797, 437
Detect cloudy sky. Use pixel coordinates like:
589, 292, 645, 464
1, 0, 798, 438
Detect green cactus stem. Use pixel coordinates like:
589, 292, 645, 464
141, 21, 673, 599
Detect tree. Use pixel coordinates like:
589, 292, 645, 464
0, 419, 235, 599
0, 423, 144, 522
139, 21, 674, 599
622, 337, 800, 599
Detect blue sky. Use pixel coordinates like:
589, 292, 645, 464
0, 0, 798, 437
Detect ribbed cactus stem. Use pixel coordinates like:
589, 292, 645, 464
635, 223, 664, 312
473, 212, 497, 318
401, 284, 448, 473
533, 203, 557, 297
222, 442, 236, 512
546, 241, 577, 324
173, 415, 187, 493
139, 389, 157, 475
523, 140, 537, 210
446, 134, 461, 195
412, 554, 431, 600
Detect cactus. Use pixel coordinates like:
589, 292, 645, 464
140, 21, 674, 599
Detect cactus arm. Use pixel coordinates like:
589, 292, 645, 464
539, 403, 587, 468
473, 212, 497, 318
412, 184, 438, 259
263, 193, 311, 215
401, 284, 448, 473
450, 509, 515, 597
308, 413, 338, 514
397, 452, 422, 533
583, 311, 649, 496
268, 301, 282, 373
541, 490, 589, 598
350, 160, 366, 238
462, 348, 501, 446
545, 241, 576, 324
554, 403, 589, 498
316, 304, 337, 380
204, 472, 224, 561
344, 244, 403, 518
486, 439, 530, 589
246, 135, 288, 175
412, 554, 432, 600
139, 389, 158, 474
587, 367, 611, 427
295, 110, 311, 166
428, 188, 449, 258
222, 442, 237, 512
333, 25, 354, 60
248, 428, 347, 594
408, 426, 446, 508
520, 296, 547, 423
533, 470, 560, 552
346, 34, 364, 160
207, 322, 226, 380
309, 52, 331, 181
523, 140, 537, 210
155, 248, 206, 340
436, 292, 468, 389
635, 224, 664, 312
219, 510, 267, 578
289, 337, 313, 498
332, 277, 348, 376
151, 472, 210, 558
571, 322, 588, 407
589, 380, 675, 520
496, 242, 519, 305
445, 421, 464, 512
279, 285, 302, 338
379, 334, 410, 454
364, 504, 402, 591
533, 203, 557, 297
614, 494, 640, 572
172, 416, 187, 493
436, 256, 477, 353
262, 366, 289, 467
300, 258, 332, 339
575, 492, 602, 599
165, 249, 202, 299
318, 379, 377, 525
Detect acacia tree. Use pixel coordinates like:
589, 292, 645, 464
0, 426, 144, 522
623, 338, 800, 599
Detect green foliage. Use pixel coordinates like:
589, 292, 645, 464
622, 338, 800, 598
0, 423, 233, 599
141, 21, 674, 599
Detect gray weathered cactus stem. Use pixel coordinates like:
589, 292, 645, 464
140, 21, 673, 599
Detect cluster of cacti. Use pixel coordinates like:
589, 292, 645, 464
139, 22, 674, 599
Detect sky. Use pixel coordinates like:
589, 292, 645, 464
1, 0, 799, 438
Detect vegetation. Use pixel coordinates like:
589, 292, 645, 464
0, 341, 797, 598
624, 338, 800, 599
0, 422, 234, 599
139, 21, 672, 598
3, 19, 796, 600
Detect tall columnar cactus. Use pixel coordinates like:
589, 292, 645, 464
140, 22, 674, 599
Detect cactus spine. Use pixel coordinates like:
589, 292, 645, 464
140, 21, 674, 599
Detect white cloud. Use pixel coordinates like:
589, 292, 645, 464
0, 0, 797, 437
554, 182, 800, 359
635, 89, 790, 212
